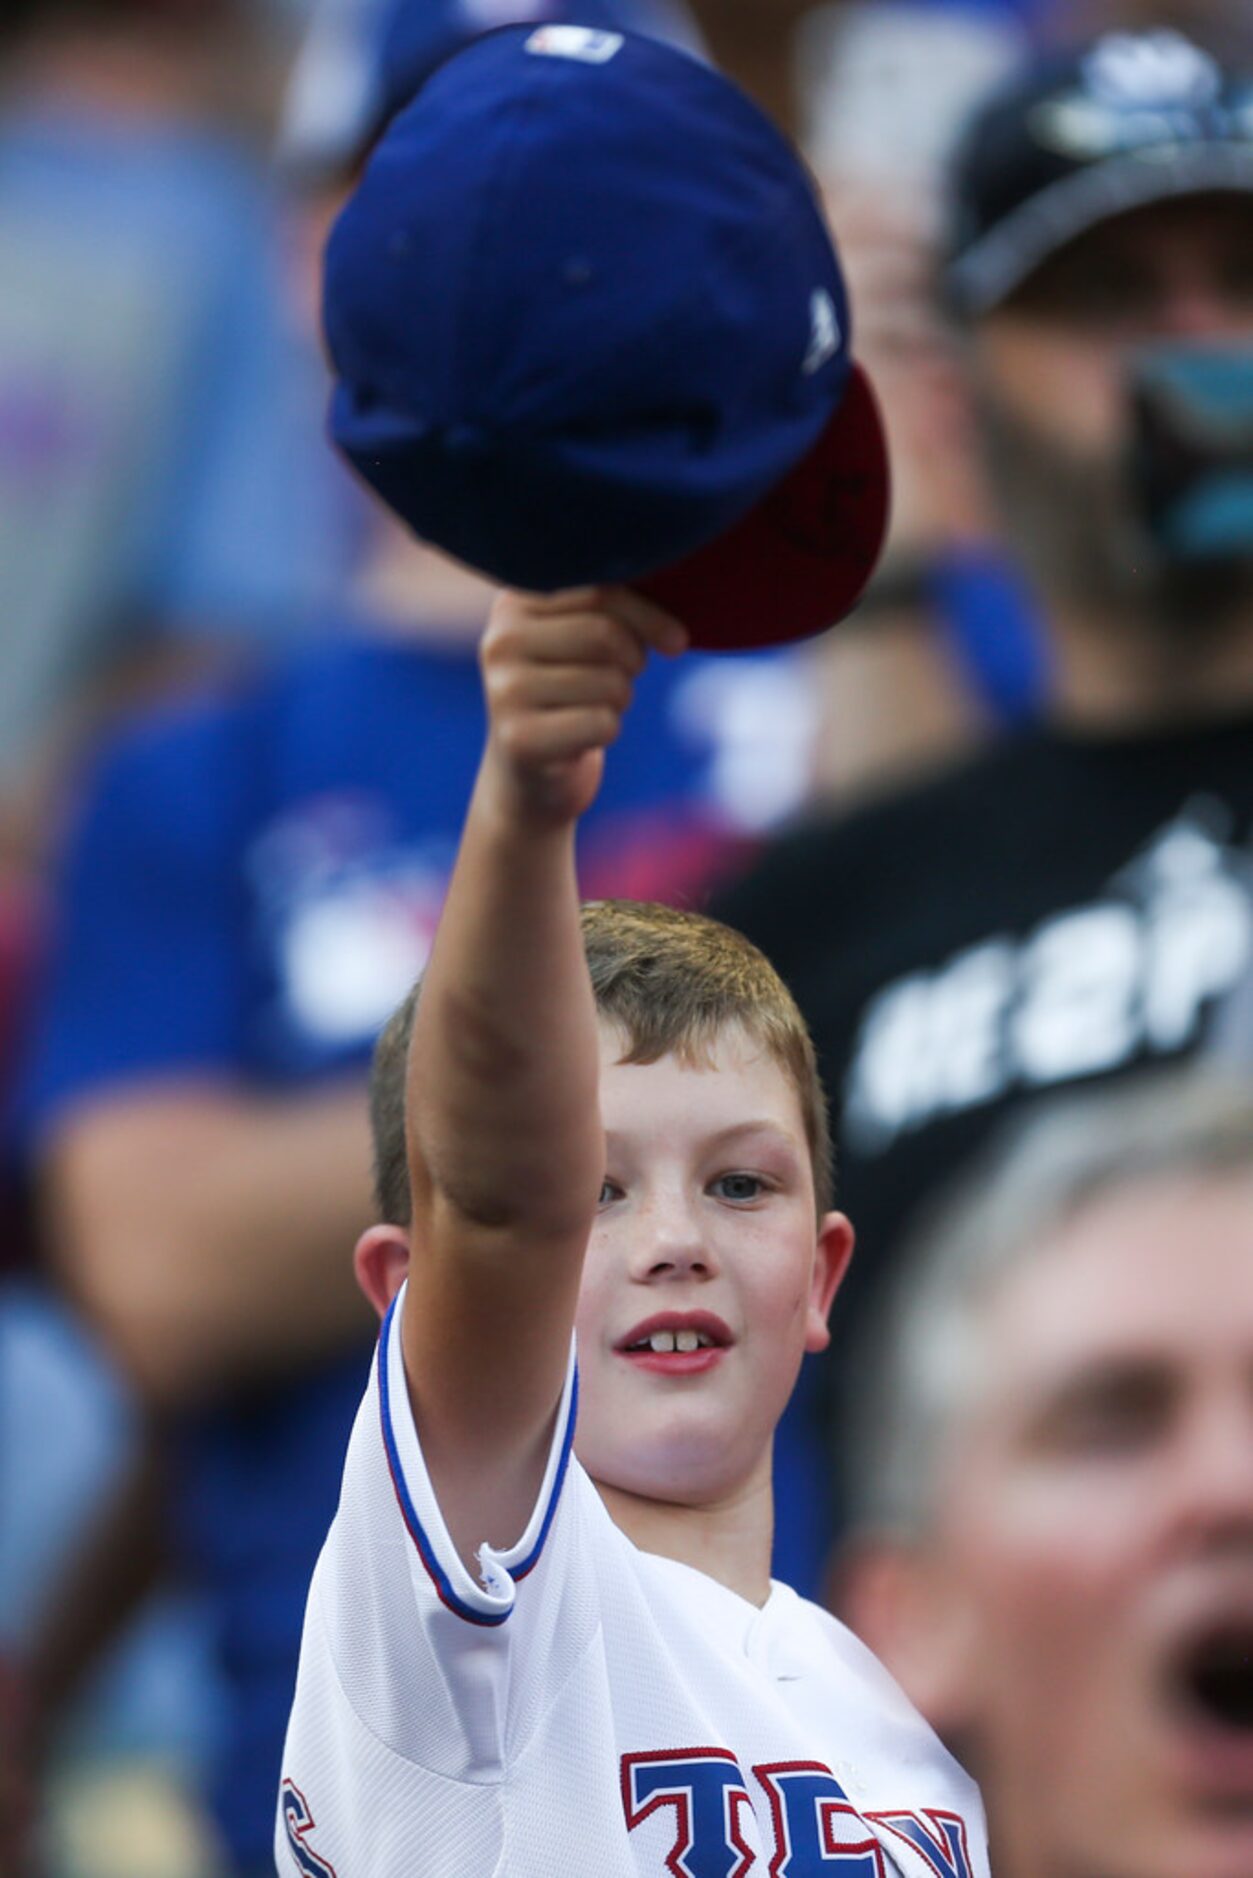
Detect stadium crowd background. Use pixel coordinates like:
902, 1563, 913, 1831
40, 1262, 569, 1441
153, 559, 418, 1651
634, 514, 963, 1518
2, 0, 1253, 1874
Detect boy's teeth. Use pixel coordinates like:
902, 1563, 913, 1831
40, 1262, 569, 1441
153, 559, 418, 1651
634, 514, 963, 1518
640, 1329, 711, 1354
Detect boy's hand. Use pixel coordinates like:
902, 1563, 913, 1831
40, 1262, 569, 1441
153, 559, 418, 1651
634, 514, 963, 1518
479, 587, 688, 826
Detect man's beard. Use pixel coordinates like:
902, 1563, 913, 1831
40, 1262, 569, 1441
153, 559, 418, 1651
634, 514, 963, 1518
974, 387, 1253, 640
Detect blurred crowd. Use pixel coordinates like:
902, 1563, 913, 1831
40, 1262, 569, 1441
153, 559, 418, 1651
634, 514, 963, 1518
2, 0, 1253, 1875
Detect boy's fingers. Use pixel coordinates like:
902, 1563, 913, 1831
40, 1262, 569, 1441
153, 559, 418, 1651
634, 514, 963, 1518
490, 585, 688, 658
490, 662, 635, 716
601, 586, 690, 657
497, 705, 624, 765
509, 585, 605, 616
492, 609, 649, 677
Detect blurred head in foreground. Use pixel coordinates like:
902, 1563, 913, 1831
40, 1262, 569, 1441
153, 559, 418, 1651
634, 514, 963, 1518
837, 1074, 1253, 1878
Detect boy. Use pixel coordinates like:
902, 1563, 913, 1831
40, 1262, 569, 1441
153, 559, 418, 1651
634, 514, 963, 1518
277, 584, 989, 1877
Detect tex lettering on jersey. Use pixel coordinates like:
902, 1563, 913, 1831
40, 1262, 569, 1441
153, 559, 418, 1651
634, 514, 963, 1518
280, 1780, 337, 1878
621, 1751, 975, 1877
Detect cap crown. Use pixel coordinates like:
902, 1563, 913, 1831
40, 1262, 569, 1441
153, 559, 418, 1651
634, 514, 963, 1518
324, 24, 850, 588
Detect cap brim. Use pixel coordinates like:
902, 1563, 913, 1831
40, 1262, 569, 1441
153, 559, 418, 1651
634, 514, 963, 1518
633, 361, 890, 650
946, 149, 1253, 317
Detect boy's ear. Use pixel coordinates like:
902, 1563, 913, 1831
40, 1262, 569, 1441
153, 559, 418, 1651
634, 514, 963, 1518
354, 1222, 411, 1319
804, 1210, 855, 1354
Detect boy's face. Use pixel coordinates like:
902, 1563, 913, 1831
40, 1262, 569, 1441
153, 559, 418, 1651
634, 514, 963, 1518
573, 1022, 852, 1510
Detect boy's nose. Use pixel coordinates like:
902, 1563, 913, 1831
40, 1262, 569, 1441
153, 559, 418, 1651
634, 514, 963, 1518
630, 1196, 715, 1281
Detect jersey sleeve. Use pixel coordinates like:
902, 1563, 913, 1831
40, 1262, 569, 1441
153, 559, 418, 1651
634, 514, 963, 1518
279, 1281, 598, 1845
375, 1285, 578, 1629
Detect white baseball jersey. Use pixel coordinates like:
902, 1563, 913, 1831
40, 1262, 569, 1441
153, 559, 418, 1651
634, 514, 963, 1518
277, 1287, 990, 1878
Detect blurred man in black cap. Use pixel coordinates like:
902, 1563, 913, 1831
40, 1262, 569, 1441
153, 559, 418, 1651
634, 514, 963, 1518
712, 24, 1253, 1525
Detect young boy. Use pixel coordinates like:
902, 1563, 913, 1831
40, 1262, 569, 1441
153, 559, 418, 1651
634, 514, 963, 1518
277, 584, 990, 1877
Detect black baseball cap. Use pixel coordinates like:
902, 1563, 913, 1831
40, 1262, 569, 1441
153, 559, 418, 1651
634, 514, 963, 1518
944, 28, 1253, 317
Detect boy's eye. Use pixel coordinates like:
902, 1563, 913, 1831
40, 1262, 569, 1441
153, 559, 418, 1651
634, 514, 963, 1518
598, 1178, 623, 1208
711, 1172, 766, 1203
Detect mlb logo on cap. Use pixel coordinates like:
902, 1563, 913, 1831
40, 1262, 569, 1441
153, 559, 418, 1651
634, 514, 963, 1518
323, 23, 888, 648
525, 23, 623, 60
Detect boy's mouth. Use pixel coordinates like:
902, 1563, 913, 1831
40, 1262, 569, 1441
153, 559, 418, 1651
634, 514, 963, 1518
614, 1312, 733, 1374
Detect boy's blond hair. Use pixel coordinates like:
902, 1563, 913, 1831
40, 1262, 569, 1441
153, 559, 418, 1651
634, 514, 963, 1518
370, 899, 834, 1227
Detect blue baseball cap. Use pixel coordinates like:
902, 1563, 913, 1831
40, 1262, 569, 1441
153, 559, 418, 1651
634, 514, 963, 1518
322, 22, 888, 648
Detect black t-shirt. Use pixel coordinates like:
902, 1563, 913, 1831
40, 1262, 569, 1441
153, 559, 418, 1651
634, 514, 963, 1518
710, 712, 1253, 1357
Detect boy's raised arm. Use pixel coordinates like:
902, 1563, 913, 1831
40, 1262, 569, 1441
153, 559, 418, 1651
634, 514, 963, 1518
387, 585, 686, 1566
